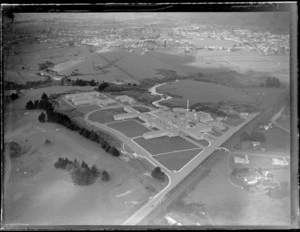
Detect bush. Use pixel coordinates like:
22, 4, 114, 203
151, 167, 166, 182
38, 112, 46, 122
101, 170, 110, 181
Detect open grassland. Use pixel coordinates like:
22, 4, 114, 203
260, 127, 290, 154
134, 136, 198, 155
88, 108, 126, 124
178, 151, 291, 226
157, 80, 256, 107
152, 149, 202, 171
4, 86, 165, 225
107, 120, 151, 138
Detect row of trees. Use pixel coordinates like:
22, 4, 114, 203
26, 93, 121, 158
240, 131, 266, 143
54, 157, 109, 186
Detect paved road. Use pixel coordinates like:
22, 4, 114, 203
271, 105, 290, 134
84, 110, 259, 225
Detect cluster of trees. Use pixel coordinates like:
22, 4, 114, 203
72, 78, 98, 86
191, 102, 228, 118
240, 131, 266, 143
25, 93, 54, 112
4, 80, 54, 91
26, 93, 121, 158
54, 157, 110, 186
38, 61, 55, 71
4, 92, 19, 102
151, 167, 166, 182
265, 77, 281, 87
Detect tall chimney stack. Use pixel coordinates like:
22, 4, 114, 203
187, 99, 189, 112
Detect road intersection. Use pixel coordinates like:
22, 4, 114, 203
84, 109, 259, 225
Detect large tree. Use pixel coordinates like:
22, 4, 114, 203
38, 112, 46, 122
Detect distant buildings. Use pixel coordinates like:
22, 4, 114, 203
115, 95, 135, 104
65, 91, 116, 106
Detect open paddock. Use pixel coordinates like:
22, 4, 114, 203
107, 120, 151, 138
152, 149, 203, 172
88, 108, 126, 124
157, 80, 256, 106
133, 136, 198, 155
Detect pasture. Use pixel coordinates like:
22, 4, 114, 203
152, 149, 202, 171
133, 136, 198, 155
88, 108, 126, 124
157, 80, 256, 107
107, 120, 151, 138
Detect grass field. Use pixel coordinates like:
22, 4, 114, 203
157, 80, 256, 107
88, 108, 126, 124
187, 137, 210, 147
107, 120, 151, 138
4, 86, 166, 225
260, 127, 290, 154
75, 104, 102, 114
134, 136, 198, 155
152, 149, 202, 171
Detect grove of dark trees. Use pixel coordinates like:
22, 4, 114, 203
25, 93, 121, 158
54, 157, 109, 186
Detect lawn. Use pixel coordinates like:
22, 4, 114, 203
134, 136, 198, 155
187, 136, 210, 147
88, 108, 126, 124
152, 149, 202, 171
75, 104, 102, 115
107, 120, 151, 138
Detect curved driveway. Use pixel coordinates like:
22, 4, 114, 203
85, 109, 259, 225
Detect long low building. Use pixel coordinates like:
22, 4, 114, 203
143, 129, 178, 139
114, 112, 138, 121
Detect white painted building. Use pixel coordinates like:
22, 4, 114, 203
234, 155, 249, 165
271, 158, 288, 166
